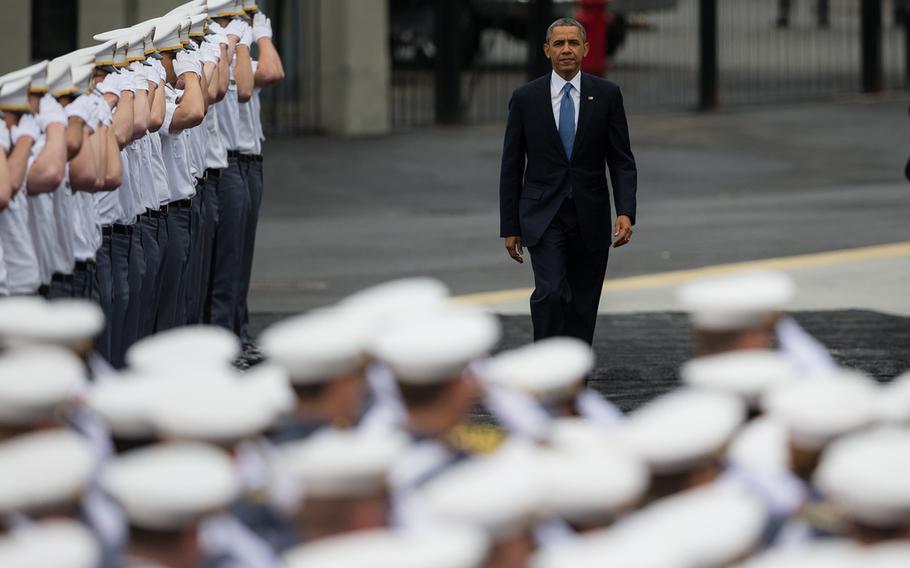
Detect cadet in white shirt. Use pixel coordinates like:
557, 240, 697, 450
210, 3, 255, 335
156, 30, 206, 331
236, 9, 285, 347
0, 112, 12, 295
0, 64, 47, 296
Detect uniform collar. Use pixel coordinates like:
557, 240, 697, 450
550, 70, 582, 98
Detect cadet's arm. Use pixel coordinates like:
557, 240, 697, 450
6, 131, 34, 196
204, 61, 219, 107
0, 149, 10, 211
65, 116, 85, 160
90, 124, 107, 191
101, 125, 122, 191
234, 43, 254, 103
132, 86, 150, 141
254, 35, 285, 87
69, 125, 97, 192
148, 79, 166, 133
169, 73, 205, 133
216, 44, 230, 102
26, 123, 67, 194
111, 90, 134, 149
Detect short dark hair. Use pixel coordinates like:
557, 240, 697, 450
546, 17, 587, 44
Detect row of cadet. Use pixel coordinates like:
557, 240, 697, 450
1, 268, 909, 568
0, 0, 285, 370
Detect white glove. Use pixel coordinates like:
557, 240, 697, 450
198, 42, 220, 64
224, 19, 248, 42
239, 24, 253, 47
11, 114, 40, 144
96, 73, 120, 96
0, 122, 10, 153
38, 95, 67, 131
252, 13, 272, 41
93, 96, 113, 127
129, 62, 150, 91
149, 59, 167, 84
208, 21, 225, 36
116, 71, 136, 93
174, 50, 202, 79
210, 33, 230, 47
64, 94, 96, 127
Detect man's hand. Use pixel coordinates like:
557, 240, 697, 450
612, 215, 633, 248
505, 236, 523, 264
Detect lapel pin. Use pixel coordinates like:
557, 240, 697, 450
588, 96, 594, 100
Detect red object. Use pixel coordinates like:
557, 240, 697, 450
575, 0, 608, 75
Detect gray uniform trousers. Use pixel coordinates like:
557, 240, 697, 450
94, 234, 114, 361
109, 229, 132, 368
73, 261, 98, 301
156, 204, 192, 331
199, 170, 220, 324
137, 215, 162, 338
48, 274, 74, 299
209, 155, 250, 334
184, 189, 204, 325
236, 156, 263, 345
144, 212, 169, 335
124, 224, 147, 353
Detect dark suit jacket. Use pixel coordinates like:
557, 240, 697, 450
499, 72, 637, 250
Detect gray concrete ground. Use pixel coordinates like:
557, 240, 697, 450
247, 96, 910, 409
251, 96, 910, 313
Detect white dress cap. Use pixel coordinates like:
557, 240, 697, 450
419, 442, 544, 537
87, 373, 161, 437
680, 350, 800, 406
240, 363, 295, 416
0, 76, 35, 112
0, 347, 85, 426
814, 427, 910, 528
101, 441, 240, 530
70, 63, 95, 95
620, 388, 745, 474
0, 297, 104, 349
371, 307, 501, 384
282, 526, 490, 568
126, 325, 240, 372
761, 368, 879, 450
0, 429, 95, 515
152, 17, 184, 53
0, 60, 50, 94
260, 309, 371, 385
677, 270, 795, 331
737, 540, 863, 568
279, 427, 409, 498
208, 0, 239, 17
46, 59, 74, 98
877, 370, 910, 424
863, 542, 910, 568
482, 337, 593, 402
165, 0, 206, 18
726, 416, 791, 475
148, 373, 278, 443
188, 13, 209, 37
537, 481, 766, 568
0, 519, 100, 568
339, 277, 450, 329
540, 444, 648, 522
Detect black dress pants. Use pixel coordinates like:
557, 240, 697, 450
527, 197, 609, 345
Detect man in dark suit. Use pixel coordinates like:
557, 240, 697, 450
499, 17, 637, 345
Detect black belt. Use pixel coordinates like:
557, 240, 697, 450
51, 272, 74, 284
195, 177, 205, 187
159, 204, 169, 215
227, 151, 262, 163
102, 224, 133, 236
171, 199, 192, 209
75, 260, 96, 271
147, 207, 166, 219
205, 168, 222, 182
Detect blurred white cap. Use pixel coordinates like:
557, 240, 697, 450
680, 350, 800, 406
125, 325, 240, 372
0, 347, 85, 426
677, 270, 794, 331
0, 519, 100, 568
482, 337, 593, 402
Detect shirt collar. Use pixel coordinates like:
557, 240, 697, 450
550, 70, 581, 98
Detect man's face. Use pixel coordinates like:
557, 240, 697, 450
543, 26, 589, 79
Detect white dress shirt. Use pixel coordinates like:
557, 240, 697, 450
550, 70, 581, 132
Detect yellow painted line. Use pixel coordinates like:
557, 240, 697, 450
452, 241, 910, 305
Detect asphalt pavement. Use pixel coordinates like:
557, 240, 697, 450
247, 96, 910, 408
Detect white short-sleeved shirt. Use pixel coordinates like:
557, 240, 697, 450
0, 228, 8, 296
72, 190, 100, 262
130, 136, 159, 211
188, 120, 205, 180
51, 166, 76, 273
116, 145, 143, 224
159, 86, 196, 201
25, 133, 61, 284
236, 90, 260, 156
216, 68, 241, 152
147, 132, 171, 206
204, 107, 228, 170
0, 185, 42, 294
95, 143, 126, 227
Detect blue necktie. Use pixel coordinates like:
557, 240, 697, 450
559, 82, 575, 159
559, 82, 575, 198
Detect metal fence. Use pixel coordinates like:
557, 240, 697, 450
257, 0, 322, 135
388, 0, 910, 130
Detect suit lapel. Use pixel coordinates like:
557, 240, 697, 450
538, 78, 566, 161
571, 73, 593, 162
